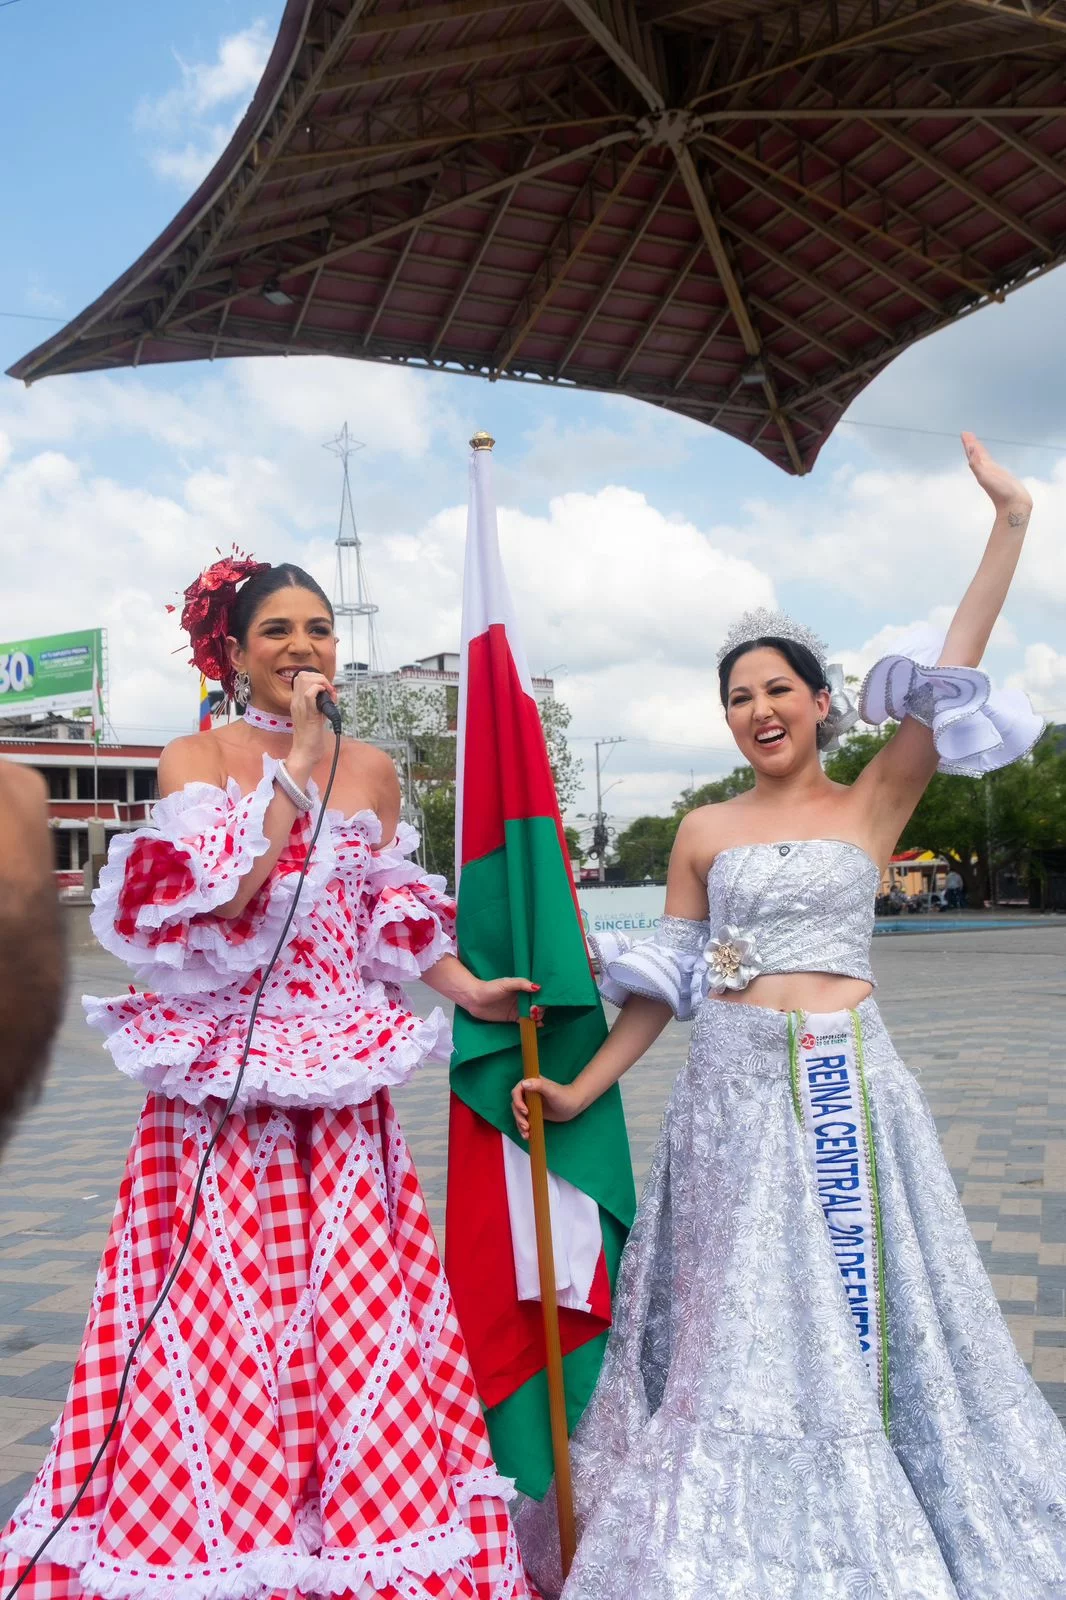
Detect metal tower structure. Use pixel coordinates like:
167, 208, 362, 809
325, 423, 382, 737
324, 423, 420, 843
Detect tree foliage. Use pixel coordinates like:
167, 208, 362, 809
826, 724, 1066, 900
674, 766, 756, 813
612, 814, 680, 881
610, 727, 1066, 891
347, 680, 581, 890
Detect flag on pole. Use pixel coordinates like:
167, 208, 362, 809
446, 435, 636, 1500
199, 675, 212, 732
91, 645, 105, 745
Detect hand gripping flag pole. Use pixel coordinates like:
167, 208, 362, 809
518, 1008, 578, 1573
447, 432, 635, 1580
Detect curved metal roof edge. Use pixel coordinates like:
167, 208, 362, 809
7, 0, 313, 385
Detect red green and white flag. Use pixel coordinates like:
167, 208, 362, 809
446, 441, 635, 1500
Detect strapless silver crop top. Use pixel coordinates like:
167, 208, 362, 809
707, 839, 879, 986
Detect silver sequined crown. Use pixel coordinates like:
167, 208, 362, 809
715, 608, 829, 669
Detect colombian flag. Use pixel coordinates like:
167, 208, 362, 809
199, 675, 212, 733
445, 439, 635, 1499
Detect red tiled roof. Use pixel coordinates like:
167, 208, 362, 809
11, 0, 1066, 473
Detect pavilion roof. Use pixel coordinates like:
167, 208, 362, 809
11, 0, 1066, 473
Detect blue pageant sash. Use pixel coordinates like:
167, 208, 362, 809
788, 1009, 889, 1429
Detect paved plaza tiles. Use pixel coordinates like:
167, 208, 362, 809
1, 908, 1064, 1520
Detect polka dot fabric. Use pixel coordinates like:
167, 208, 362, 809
0, 1095, 535, 1600
2, 760, 537, 1598
84, 760, 458, 1108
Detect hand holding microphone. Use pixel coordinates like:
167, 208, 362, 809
290, 667, 343, 734
286, 670, 343, 778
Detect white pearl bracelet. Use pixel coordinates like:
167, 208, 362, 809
274, 759, 313, 814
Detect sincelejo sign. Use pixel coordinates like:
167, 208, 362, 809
0, 628, 104, 717
576, 883, 666, 938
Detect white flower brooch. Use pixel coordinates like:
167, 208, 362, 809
704, 926, 761, 993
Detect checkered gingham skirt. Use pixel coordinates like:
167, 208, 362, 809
0, 1091, 535, 1600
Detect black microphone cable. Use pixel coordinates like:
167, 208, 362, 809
5, 724, 343, 1599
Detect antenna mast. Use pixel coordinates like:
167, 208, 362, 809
325, 424, 382, 735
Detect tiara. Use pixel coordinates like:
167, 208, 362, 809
715, 608, 829, 669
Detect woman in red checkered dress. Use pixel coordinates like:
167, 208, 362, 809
1, 560, 538, 1600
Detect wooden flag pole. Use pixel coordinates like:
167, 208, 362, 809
518, 1014, 578, 1577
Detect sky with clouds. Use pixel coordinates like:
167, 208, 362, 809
2, 2, 1065, 836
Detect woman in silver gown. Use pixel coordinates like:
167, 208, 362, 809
510, 434, 1066, 1600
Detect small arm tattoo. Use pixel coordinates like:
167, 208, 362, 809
1007, 509, 1030, 528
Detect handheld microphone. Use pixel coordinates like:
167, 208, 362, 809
291, 668, 343, 735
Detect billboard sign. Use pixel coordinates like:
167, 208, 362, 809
0, 629, 104, 717
576, 882, 666, 938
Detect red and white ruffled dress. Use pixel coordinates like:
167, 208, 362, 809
1, 756, 534, 1600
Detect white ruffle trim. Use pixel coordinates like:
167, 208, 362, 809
3, 1512, 481, 1599
91, 761, 341, 996
361, 822, 457, 982
860, 625, 1045, 777
590, 929, 706, 1021
81, 989, 453, 1108
451, 1467, 517, 1506
90, 760, 455, 998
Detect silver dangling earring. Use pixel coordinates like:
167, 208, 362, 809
234, 669, 251, 709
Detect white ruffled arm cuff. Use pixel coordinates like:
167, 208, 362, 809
588, 917, 710, 1020
359, 822, 457, 984
90, 759, 334, 993
860, 625, 1045, 777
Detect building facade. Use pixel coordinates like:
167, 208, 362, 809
0, 717, 161, 888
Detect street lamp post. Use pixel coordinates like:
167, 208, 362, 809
593, 737, 625, 883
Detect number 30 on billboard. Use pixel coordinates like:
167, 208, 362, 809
0, 651, 34, 695
0, 629, 103, 716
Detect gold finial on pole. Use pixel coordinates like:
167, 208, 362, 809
469, 430, 495, 450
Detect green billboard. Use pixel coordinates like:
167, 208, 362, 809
0, 629, 104, 717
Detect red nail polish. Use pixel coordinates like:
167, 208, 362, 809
532, 984, 542, 991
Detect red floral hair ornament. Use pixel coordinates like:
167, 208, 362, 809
167, 547, 270, 702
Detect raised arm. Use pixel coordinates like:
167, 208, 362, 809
855, 434, 1034, 853
941, 433, 1033, 669
512, 811, 708, 1138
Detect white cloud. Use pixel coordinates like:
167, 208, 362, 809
134, 21, 273, 190
1, 349, 1060, 823
1008, 644, 1066, 722
724, 453, 1066, 620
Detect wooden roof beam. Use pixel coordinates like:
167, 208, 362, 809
747, 291, 852, 365
719, 209, 896, 341
555, 159, 678, 374
271, 109, 632, 179
251, 160, 445, 224
735, 128, 990, 287
492, 145, 646, 373
349, 1, 531, 41
323, 25, 591, 95
166, 128, 635, 331
561, 0, 667, 110
699, 135, 989, 306
975, 115, 1066, 184
960, 0, 1066, 37
692, 0, 961, 108
674, 148, 806, 473
871, 121, 1054, 254
616, 233, 709, 378
430, 147, 542, 356
361, 178, 443, 347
